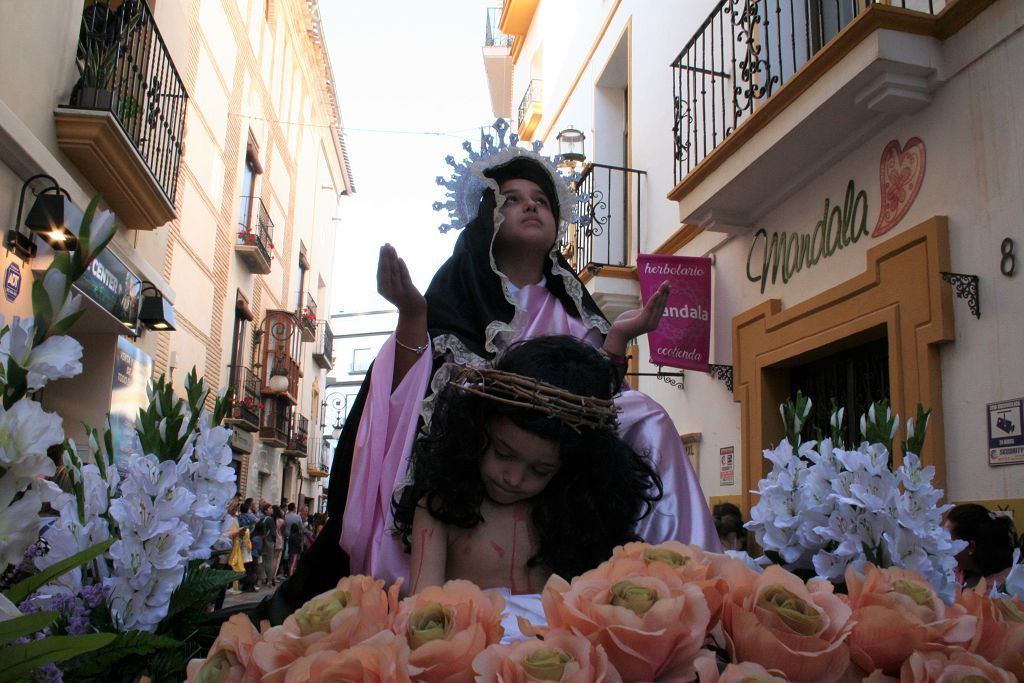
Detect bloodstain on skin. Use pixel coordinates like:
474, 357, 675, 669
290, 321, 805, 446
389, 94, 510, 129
490, 541, 505, 559
412, 527, 433, 590
508, 505, 529, 594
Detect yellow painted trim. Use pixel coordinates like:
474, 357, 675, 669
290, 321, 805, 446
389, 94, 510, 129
518, 102, 543, 141
499, 0, 540, 36
655, 224, 703, 255
667, 0, 993, 205
539, 0, 623, 144
732, 217, 955, 516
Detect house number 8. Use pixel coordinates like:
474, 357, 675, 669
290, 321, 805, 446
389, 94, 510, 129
1001, 238, 1016, 277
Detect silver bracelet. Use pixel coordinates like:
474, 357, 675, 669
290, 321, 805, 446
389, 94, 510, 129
395, 335, 429, 356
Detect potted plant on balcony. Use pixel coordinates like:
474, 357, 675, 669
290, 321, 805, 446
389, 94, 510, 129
72, 1, 143, 110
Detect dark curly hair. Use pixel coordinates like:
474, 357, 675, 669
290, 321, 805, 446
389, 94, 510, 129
945, 503, 1019, 577
392, 335, 662, 580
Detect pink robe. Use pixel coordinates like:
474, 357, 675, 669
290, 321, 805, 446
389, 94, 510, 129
340, 284, 721, 588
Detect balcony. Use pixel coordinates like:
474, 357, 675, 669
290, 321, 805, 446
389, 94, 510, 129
306, 435, 329, 477
516, 79, 542, 141
224, 365, 261, 432
312, 320, 334, 370
482, 7, 513, 119
237, 196, 274, 274
565, 163, 647, 273
297, 292, 317, 343
259, 397, 291, 448
668, 0, 974, 233
283, 414, 309, 458
54, 0, 187, 230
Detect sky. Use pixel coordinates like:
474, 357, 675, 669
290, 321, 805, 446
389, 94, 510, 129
319, 0, 498, 314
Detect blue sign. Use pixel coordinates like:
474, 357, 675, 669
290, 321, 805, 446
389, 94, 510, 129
4, 262, 21, 302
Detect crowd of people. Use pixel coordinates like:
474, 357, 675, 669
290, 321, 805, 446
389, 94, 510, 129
220, 497, 327, 596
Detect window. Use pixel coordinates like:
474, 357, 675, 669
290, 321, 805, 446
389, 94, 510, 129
351, 347, 373, 374
788, 335, 890, 446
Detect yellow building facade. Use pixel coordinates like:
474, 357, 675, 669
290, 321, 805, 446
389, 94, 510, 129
0, 0, 353, 511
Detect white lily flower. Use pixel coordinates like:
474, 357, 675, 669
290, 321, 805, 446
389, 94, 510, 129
802, 396, 812, 418
906, 418, 916, 441
869, 403, 876, 422
860, 414, 867, 437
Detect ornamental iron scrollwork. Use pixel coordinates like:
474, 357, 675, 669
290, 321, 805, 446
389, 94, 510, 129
728, 0, 778, 118
708, 364, 734, 392
940, 272, 980, 319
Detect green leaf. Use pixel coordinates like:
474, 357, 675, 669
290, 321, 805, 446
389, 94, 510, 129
60, 630, 179, 678
161, 563, 241, 625
0, 633, 117, 681
4, 538, 114, 605
0, 611, 59, 646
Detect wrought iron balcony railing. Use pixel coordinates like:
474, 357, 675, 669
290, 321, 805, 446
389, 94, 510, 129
312, 320, 334, 370
671, 0, 946, 183
238, 196, 274, 269
285, 414, 309, 457
485, 7, 513, 47
72, 0, 187, 205
297, 292, 317, 342
517, 79, 542, 132
226, 365, 261, 431
260, 397, 291, 448
563, 163, 647, 273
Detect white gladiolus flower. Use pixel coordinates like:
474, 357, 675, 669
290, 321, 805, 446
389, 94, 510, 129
749, 428, 962, 603
0, 489, 44, 567
0, 593, 21, 621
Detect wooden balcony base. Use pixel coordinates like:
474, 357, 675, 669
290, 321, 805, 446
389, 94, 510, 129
54, 108, 176, 230
236, 243, 272, 274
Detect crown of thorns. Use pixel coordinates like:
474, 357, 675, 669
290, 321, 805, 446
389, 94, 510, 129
448, 366, 619, 433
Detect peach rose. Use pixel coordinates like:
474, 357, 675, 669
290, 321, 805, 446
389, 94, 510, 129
391, 579, 505, 683
898, 649, 1016, 683
598, 541, 732, 627
255, 575, 398, 679
722, 565, 852, 683
282, 630, 418, 683
532, 565, 713, 681
186, 613, 263, 683
955, 584, 1024, 681
845, 564, 976, 675
472, 629, 622, 682
693, 649, 791, 683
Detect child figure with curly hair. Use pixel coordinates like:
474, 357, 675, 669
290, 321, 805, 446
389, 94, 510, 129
393, 335, 663, 595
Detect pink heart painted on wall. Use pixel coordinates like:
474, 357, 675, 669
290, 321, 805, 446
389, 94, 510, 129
872, 137, 926, 238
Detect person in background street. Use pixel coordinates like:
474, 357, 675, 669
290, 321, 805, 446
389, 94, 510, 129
944, 503, 1019, 589
237, 499, 259, 590
256, 515, 276, 587
713, 502, 748, 552
287, 520, 305, 576
283, 502, 302, 531
271, 505, 285, 582
214, 498, 242, 608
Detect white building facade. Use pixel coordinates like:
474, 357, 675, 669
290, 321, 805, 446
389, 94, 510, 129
482, 0, 1023, 520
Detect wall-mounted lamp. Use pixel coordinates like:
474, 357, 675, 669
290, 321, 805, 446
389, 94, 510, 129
268, 354, 290, 393
556, 127, 586, 168
4, 174, 76, 259
138, 281, 176, 331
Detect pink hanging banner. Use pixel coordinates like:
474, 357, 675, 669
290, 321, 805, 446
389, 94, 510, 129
635, 254, 712, 372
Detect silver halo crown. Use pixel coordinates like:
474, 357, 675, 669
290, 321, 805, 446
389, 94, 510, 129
432, 119, 578, 233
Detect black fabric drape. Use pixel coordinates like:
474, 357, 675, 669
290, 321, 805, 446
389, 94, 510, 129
274, 168, 607, 617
